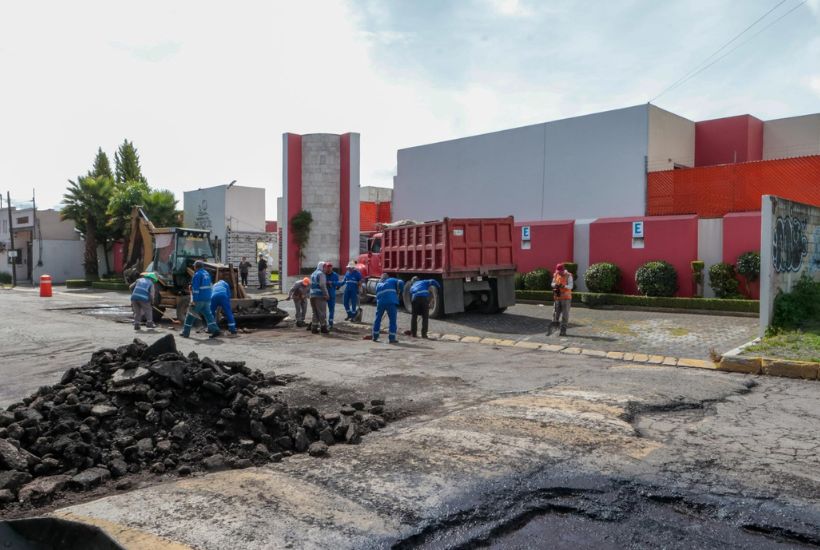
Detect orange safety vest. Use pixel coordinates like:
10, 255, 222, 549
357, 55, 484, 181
553, 272, 572, 301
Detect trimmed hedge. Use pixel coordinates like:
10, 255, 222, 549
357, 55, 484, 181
91, 281, 129, 291
515, 290, 758, 313
635, 260, 678, 297
0, 272, 12, 285
561, 262, 578, 280
66, 279, 93, 289
524, 268, 551, 291
708, 262, 741, 299
514, 273, 525, 291
584, 262, 620, 293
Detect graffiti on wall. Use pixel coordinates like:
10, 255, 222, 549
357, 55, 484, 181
772, 216, 808, 273
194, 200, 212, 231
812, 227, 820, 274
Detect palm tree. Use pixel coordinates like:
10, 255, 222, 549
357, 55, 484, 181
61, 175, 114, 279
143, 189, 179, 228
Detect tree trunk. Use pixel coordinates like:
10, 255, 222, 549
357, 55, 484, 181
84, 216, 99, 280
102, 240, 112, 277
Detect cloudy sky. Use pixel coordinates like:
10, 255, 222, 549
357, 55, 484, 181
1, 0, 818, 218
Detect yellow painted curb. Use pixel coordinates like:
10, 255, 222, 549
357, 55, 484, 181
662, 357, 678, 366
427, 333, 441, 340
540, 343, 565, 352
514, 341, 542, 350
561, 347, 582, 355
648, 355, 664, 364
440, 334, 462, 342
622, 352, 635, 361
718, 355, 762, 375
496, 339, 518, 347
632, 353, 649, 363
606, 351, 625, 360
460, 336, 482, 344
480, 337, 503, 345
677, 358, 718, 370
761, 358, 819, 380
581, 349, 607, 358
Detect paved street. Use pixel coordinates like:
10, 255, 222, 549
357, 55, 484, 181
1, 287, 817, 549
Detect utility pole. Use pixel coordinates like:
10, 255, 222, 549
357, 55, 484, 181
6, 191, 17, 286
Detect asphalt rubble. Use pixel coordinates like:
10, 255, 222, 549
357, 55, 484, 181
0, 334, 386, 512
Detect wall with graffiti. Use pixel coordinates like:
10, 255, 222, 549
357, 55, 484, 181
759, 195, 820, 334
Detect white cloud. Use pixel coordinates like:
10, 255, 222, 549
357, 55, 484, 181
485, 0, 533, 18
808, 75, 820, 96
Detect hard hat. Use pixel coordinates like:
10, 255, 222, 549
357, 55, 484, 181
143, 272, 158, 282
347, 261, 357, 269
555, 263, 565, 272
302, 277, 310, 285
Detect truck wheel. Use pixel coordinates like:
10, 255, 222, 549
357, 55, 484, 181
359, 285, 373, 304
429, 286, 444, 318
402, 284, 413, 312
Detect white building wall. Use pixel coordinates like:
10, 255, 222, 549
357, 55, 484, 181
33, 240, 85, 283
394, 105, 649, 222
183, 186, 227, 260
763, 114, 820, 160
697, 218, 724, 298
225, 186, 266, 234
301, 134, 341, 268
647, 105, 695, 172
572, 219, 594, 292
360, 186, 393, 202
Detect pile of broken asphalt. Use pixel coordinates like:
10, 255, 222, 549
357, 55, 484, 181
0, 334, 386, 513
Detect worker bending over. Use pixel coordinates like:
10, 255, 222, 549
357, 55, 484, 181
372, 273, 404, 344
287, 277, 310, 327
409, 277, 441, 339
550, 263, 573, 336
129, 272, 158, 330
309, 261, 330, 334
325, 262, 340, 330
342, 261, 362, 321
182, 260, 222, 339
210, 280, 237, 336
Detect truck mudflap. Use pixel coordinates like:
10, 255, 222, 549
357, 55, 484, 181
229, 297, 288, 327
0, 517, 125, 550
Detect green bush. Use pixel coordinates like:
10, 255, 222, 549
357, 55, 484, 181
91, 281, 129, 291
708, 263, 741, 299
0, 272, 12, 284
635, 261, 678, 297
584, 262, 620, 293
736, 251, 760, 298
66, 279, 93, 289
523, 268, 551, 291
514, 273, 526, 290
771, 275, 820, 330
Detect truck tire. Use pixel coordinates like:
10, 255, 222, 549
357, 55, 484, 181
428, 286, 444, 319
359, 284, 373, 304
402, 284, 413, 312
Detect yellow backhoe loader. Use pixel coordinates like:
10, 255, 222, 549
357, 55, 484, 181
123, 206, 287, 327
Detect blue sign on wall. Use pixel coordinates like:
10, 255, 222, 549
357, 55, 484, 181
522, 225, 531, 241
632, 221, 644, 238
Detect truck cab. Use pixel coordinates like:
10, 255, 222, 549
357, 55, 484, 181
356, 233, 383, 280
149, 228, 215, 288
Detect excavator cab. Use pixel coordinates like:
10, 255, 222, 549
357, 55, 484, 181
149, 228, 215, 288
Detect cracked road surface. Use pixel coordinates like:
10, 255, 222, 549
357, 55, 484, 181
1, 288, 819, 548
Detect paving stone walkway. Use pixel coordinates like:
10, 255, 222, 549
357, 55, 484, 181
280, 301, 758, 361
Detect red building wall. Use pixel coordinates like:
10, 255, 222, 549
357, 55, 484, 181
722, 211, 761, 299
589, 215, 698, 296
695, 115, 763, 167
514, 220, 574, 273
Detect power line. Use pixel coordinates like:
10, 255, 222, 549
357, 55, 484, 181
649, 0, 795, 102
653, 0, 808, 101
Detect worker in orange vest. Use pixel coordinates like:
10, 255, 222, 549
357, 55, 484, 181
549, 263, 573, 336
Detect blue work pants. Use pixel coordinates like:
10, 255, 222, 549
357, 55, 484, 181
343, 286, 359, 318
373, 302, 398, 342
210, 293, 236, 334
182, 301, 220, 337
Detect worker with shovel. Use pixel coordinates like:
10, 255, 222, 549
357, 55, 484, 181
181, 260, 222, 339
372, 273, 404, 344
130, 272, 158, 330
342, 261, 363, 322
548, 263, 573, 337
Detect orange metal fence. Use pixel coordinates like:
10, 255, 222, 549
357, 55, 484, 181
647, 155, 820, 217
360, 201, 392, 231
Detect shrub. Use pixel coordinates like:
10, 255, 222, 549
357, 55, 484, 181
523, 268, 551, 291
514, 273, 526, 290
708, 263, 741, 299
736, 250, 760, 285
0, 272, 11, 284
635, 261, 678, 297
771, 275, 820, 330
584, 262, 620, 293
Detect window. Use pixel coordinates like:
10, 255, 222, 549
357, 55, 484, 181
16, 216, 29, 225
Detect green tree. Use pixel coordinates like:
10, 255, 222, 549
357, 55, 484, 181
90, 147, 113, 179
114, 139, 147, 185
143, 189, 179, 227
61, 175, 114, 279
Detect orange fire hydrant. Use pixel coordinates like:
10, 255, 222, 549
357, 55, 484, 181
39, 274, 52, 297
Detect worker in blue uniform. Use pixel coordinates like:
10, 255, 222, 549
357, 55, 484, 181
342, 261, 363, 321
372, 273, 404, 344
210, 279, 237, 335
325, 262, 340, 330
309, 261, 329, 334
409, 277, 442, 339
129, 272, 158, 330
181, 260, 221, 339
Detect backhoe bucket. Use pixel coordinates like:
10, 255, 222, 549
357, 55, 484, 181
230, 297, 288, 327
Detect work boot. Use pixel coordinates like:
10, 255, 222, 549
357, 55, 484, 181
209, 331, 222, 339
134, 326, 141, 331
559, 327, 567, 336
320, 326, 329, 334
422, 333, 428, 339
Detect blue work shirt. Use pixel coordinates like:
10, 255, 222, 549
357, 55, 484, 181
326, 271, 340, 300
410, 279, 442, 300
343, 269, 362, 290
131, 278, 153, 302
191, 268, 213, 303
376, 277, 404, 306
212, 280, 231, 298
310, 269, 328, 298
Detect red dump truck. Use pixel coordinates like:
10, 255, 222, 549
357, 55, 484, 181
356, 217, 517, 317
